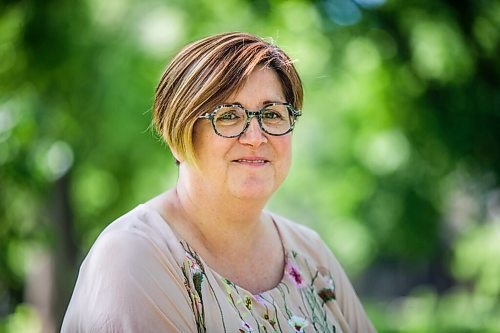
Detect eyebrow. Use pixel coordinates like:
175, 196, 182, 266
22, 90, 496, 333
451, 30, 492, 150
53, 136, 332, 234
225, 100, 287, 106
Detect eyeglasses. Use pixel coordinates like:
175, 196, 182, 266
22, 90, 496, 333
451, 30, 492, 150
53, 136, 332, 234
198, 102, 302, 138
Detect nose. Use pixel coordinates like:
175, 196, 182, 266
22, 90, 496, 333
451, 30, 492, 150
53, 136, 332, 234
238, 116, 268, 147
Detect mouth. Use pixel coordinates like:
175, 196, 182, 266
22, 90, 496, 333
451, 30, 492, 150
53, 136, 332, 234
232, 158, 270, 166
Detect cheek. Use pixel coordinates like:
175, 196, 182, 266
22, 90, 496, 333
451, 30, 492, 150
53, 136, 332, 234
193, 123, 234, 170
193, 123, 216, 159
275, 136, 293, 171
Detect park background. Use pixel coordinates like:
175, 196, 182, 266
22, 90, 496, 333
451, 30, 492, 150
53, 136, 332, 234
1, 0, 499, 332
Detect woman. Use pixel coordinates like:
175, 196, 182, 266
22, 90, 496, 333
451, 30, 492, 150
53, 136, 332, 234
62, 32, 376, 332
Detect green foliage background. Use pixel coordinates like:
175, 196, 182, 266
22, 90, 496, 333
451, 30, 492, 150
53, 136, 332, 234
1, 0, 499, 331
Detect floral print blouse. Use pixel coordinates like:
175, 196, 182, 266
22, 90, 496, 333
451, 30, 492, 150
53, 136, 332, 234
62, 205, 376, 333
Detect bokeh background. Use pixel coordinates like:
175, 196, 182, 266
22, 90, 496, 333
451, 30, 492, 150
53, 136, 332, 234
1, 0, 499, 331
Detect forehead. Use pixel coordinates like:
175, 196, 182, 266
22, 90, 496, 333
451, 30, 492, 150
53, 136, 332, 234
227, 67, 285, 104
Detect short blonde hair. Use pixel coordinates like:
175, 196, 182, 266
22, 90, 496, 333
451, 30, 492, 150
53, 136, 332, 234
153, 32, 303, 166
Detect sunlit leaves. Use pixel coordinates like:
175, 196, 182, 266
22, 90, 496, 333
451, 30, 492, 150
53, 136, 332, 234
1, 0, 500, 331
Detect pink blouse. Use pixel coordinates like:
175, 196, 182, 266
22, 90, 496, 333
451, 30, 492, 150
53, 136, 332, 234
62, 204, 376, 332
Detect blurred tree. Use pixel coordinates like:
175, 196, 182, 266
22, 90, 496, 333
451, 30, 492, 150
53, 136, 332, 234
0, 0, 174, 330
0, 0, 499, 331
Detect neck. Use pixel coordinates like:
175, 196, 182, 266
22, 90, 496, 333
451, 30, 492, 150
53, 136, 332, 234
173, 167, 270, 254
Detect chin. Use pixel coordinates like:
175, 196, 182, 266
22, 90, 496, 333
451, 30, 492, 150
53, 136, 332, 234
229, 179, 277, 201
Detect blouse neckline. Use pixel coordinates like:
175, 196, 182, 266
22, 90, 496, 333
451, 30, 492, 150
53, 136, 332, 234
137, 203, 291, 296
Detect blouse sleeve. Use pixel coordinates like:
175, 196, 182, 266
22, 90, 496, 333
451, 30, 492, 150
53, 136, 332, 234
61, 228, 196, 333
316, 234, 377, 333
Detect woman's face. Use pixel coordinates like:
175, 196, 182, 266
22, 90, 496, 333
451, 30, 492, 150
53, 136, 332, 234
191, 67, 293, 201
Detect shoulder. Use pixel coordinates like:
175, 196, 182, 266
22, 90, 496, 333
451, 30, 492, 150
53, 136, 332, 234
269, 212, 377, 332
89, 204, 185, 266
75, 204, 185, 290
62, 205, 193, 332
270, 212, 319, 238
269, 212, 333, 267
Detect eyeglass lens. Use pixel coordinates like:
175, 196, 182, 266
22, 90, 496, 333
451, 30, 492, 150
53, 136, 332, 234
213, 105, 293, 137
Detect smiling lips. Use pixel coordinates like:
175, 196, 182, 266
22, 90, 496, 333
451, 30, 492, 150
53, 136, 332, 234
232, 157, 270, 166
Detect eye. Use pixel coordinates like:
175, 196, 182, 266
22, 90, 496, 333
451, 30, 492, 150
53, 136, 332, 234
264, 111, 280, 119
219, 111, 238, 120
214, 107, 244, 124
262, 108, 285, 121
